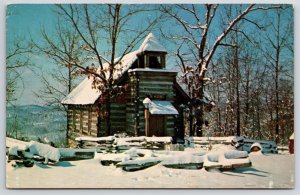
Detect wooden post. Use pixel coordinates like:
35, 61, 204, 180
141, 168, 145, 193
145, 108, 150, 137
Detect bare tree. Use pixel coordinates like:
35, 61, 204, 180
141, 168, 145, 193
161, 4, 280, 136
6, 38, 33, 105
32, 20, 83, 109
261, 7, 294, 144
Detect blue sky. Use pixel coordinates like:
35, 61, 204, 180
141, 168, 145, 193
6, 4, 294, 105
7, 4, 57, 105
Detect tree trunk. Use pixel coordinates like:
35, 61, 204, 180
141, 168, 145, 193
235, 45, 241, 137
105, 91, 112, 136
275, 12, 281, 144
195, 83, 204, 137
97, 102, 102, 137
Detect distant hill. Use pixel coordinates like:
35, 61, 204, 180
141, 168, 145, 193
7, 104, 63, 112
6, 105, 67, 147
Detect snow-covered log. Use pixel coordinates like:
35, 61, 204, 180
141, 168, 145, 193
76, 136, 115, 143
116, 157, 162, 171
27, 141, 60, 163
6, 138, 59, 163
99, 153, 131, 166
98, 147, 154, 166
203, 146, 251, 170
185, 136, 278, 154
59, 148, 96, 161
75, 136, 174, 151
161, 154, 204, 169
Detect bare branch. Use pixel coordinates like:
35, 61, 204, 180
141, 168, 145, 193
242, 17, 264, 29
219, 43, 239, 48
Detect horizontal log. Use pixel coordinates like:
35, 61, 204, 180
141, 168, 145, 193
139, 87, 173, 92
59, 149, 95, 161
163, 163, 203, 170
116, 159, 162, 172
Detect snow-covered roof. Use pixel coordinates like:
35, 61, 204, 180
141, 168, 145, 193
110, 50, 139, 80
61, 33, 185, 105
138, 33, 167, 54
61, 77, 101, 105
149, 100, 179, 115
61, 50, 138, 105
128, 68, 177, 73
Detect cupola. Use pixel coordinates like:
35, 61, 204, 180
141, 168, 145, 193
137, 33, 167, 69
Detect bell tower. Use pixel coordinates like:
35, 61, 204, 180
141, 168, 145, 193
137, 33, 167, 69
127, 33, 179, 137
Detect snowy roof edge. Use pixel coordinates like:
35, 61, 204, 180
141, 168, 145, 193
128, 68, 178, 73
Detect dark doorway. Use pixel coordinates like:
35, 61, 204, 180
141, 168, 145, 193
149, 115, 165, 136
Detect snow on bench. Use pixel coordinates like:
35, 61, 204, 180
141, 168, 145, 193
117, 137, 146, 143
75, 136, 115, 142
145, 137, 172, 143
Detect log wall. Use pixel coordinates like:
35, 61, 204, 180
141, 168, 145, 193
127, 70, 178, 137
67, 102, 127, 140
67, 105, 99, 141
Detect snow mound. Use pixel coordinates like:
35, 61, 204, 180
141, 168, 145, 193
224, 150, 248, 159
211, 144, 236, 151
250, 150, 263, 155
250, 143, 263, 151
124, 148, 154, 158
204, 145, 251, 170
100, 144, 251, 171
6, 137, 28, 151
27, 141, 60, 162
250, 142, 263, 152
8, 146, 19, 156
98, 153, 131, 162
161, 154, 204, 165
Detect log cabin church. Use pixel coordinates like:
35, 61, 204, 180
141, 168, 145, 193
61, 33, 190, 142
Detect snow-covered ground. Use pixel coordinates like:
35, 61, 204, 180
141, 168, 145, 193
6, 151, 294, 188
